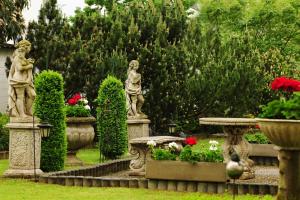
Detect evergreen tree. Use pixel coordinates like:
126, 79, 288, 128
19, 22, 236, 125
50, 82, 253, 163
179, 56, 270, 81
0, 0, 29, 43
26, 0, 71, 73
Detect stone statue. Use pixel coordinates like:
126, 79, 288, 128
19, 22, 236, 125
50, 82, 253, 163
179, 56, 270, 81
125, 60, 147, 118
8, 40, 36, 118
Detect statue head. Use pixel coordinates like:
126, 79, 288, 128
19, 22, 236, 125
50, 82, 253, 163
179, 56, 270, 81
129, 60, 139, 70
15, 39, 31, 53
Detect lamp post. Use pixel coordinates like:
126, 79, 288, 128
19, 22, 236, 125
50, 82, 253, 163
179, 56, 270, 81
168, 122, 176, 135
32, 119, 52, 182
38, 121, 53, 138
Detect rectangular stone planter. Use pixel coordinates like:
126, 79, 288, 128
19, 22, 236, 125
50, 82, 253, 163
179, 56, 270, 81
249, 144, 277, 157
145, 160, 227, 182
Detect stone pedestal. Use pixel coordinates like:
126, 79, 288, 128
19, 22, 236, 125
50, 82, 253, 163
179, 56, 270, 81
127, 118, 150, 148
277, 147, 300, 200
4, 117, 43, 178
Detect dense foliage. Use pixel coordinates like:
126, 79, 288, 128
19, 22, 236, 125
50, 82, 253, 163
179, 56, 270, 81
34, 70, 67, 172
26, 0, 300, 132
245, 132, 270, 144
0, 113, 9, 151
0, 0, 29, 43
97, 76, 127, 159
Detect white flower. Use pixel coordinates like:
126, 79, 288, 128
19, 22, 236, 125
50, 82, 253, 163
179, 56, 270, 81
147, 140, 156, 147
168, 142, 179, 150
83, 99, 88, 104
209, 140, 219, 145
84, 105, 91, 110
209, 146, 218, 151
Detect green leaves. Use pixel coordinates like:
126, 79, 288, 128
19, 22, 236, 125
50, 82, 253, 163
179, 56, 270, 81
97, 76, 127, 160
34, 70, 67, 172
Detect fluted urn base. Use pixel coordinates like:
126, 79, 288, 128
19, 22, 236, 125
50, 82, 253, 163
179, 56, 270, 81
256, 118, 300, 200
66, 117, 96, 166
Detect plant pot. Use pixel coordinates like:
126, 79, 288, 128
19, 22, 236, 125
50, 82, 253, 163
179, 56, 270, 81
66, 117, 96, 166
145, 160, 227, 182
256, 119, 300, 148
249, 143, 277, 157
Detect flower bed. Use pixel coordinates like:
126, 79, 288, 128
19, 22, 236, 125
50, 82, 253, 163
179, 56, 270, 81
145, 137, 227, 182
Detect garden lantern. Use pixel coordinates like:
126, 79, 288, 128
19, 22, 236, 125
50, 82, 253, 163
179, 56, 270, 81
168, 122, 176, 134
38, 121, 53, 138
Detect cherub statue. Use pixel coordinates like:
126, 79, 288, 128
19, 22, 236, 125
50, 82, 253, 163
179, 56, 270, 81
8, 39, 36, 118
125, 60, 147, 118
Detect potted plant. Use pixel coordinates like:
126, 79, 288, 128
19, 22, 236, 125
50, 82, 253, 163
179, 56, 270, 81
65, 93, 96, 165
256, 76, 300, 200
145, 137, 227, 182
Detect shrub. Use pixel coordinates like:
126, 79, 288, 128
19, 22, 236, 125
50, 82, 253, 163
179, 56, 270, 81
179, 145, 201, 163
97, 76, 127, 160
34, 70, 67, 172
152, 148, 177, 161
0, 113, 9, 151
245, 133, 270, 144
65, 93, 91, 117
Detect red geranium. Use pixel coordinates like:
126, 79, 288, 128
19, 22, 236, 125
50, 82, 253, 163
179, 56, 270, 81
67, 93, 82, 105
271, 77, 300, 92
184, 137, 197, 146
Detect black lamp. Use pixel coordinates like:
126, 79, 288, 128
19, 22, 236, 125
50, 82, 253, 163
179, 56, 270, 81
168, 122, 176, 134
38, 121, 53, 138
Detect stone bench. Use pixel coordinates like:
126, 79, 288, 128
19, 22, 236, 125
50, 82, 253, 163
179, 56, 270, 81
129, 136, 185, 176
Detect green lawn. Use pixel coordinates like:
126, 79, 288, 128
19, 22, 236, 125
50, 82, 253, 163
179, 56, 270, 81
0, 140, 274, 200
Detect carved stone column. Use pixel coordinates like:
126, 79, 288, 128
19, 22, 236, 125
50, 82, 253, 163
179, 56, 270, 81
277, 147, 300, 200
223, 126, 254, 180
4, 118, 43, 178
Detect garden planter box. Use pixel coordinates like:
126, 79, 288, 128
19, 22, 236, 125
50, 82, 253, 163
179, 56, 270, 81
249, 144, 277, 157
145, 160, 227, 182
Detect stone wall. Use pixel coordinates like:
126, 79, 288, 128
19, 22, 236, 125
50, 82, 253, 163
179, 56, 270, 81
0, 47, 13, 113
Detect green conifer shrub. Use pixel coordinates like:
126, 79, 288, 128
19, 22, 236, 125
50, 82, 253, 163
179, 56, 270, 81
97, 76, 127, 160
34, 70, 67, 172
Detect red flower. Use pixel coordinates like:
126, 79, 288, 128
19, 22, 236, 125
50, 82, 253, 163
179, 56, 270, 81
67, 98, 77, 105
271, 77, 300, 92
184, 137, 197, 146
72, 93, 81, 101
255, 124, 260, 129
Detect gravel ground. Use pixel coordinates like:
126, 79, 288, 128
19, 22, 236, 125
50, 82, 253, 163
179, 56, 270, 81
236, 166, 279, 185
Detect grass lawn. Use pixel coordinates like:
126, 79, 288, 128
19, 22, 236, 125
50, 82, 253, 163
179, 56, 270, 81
0, 139, 274, 200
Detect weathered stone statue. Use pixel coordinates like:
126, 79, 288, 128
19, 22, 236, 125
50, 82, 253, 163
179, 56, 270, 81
8, 39, 36, 118
125, 60, 147, 118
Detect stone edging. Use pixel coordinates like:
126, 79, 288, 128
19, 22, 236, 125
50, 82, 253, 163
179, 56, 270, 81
250, 156, 278, 166
39, 158, 277, 195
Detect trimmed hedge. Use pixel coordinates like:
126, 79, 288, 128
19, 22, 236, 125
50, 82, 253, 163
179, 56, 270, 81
0, 113, 9, 151
34, 70, 67, 172
97, 76, 127, 159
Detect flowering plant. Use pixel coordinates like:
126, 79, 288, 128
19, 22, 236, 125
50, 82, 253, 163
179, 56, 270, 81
147, 138, 223, 163
259, 77, 300, 119
65, 93, 91, 117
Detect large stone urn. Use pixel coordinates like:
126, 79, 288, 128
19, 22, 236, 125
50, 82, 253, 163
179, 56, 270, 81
256, 118, 300, 200
66, 117, 96, 165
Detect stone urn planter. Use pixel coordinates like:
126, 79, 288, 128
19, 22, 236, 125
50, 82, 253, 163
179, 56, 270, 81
66, 117, 96, 165
256, 118, 300, 200
145, 160, 227, 182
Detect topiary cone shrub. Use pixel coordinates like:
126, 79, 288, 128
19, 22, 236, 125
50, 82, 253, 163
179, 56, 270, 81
34, 70, 67, 172
97, 75, 127, 160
